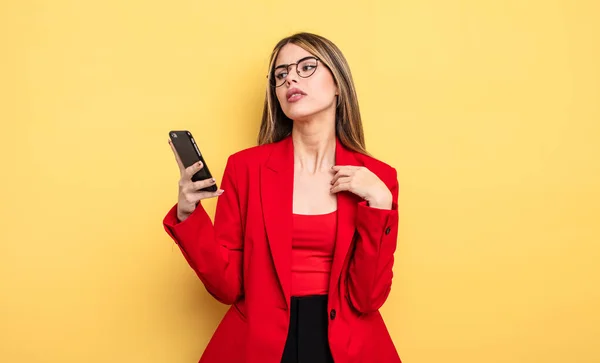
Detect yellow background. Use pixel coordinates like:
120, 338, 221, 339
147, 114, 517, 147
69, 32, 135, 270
1, 0, 599, 362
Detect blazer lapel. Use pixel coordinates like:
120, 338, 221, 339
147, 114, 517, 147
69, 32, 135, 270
260, 136, 363, 307
260, 136, 294, 309
329, 139, 362, 296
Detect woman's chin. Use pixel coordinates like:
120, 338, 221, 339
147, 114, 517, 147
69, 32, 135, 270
283, 108, 313, 122
284, 105, 331, 123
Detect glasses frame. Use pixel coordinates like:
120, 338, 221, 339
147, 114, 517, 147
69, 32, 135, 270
268, 56, 321, 88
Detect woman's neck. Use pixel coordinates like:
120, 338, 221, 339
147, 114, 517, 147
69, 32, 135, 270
291, 121, 336, 175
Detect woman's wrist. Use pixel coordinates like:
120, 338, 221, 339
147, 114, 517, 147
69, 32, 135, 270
365, 190, 393, 210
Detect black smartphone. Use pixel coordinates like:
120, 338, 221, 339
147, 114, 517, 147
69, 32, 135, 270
168, 130, 218, 192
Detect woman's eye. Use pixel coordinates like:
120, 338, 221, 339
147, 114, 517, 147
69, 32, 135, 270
302, 65, 315, 71
276, 71, 288, 79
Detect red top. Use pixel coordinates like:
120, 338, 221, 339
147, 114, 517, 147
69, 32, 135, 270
291, 211, 337, 296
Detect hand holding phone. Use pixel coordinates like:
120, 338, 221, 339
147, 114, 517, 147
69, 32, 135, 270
168, 130, 223, 222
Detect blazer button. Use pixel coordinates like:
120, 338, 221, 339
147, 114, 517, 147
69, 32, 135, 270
385, 227, 391, 235
330, 309, 336, 320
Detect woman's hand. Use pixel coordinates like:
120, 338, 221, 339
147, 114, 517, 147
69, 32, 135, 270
330, 165, 393, 210
169, 140, 223, 222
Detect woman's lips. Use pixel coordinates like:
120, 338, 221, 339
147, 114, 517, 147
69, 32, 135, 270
287, 93, 305, 102
286, 87, 306, 102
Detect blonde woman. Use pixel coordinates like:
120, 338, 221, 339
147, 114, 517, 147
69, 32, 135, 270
164, 32, 402, 363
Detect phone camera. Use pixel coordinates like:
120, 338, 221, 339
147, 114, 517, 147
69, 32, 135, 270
171, 133, 177, 138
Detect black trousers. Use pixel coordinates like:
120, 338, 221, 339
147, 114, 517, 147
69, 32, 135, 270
280, 295, 335, 363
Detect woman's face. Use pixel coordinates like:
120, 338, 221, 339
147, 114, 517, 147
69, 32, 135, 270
273, 43, 338, 122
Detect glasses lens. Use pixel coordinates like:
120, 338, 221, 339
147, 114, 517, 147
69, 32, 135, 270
270, 67, 287, 87
298, 58, 318, 78
269, 58, 318, 87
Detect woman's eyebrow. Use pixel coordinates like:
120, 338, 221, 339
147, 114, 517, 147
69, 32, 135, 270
274, 56, 312, 70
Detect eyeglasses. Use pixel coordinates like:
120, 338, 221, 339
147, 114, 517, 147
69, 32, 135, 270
268, 56, 320, 87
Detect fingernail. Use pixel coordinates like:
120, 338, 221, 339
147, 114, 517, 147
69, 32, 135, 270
210, 178, 215, 182
198, 161, 203, 166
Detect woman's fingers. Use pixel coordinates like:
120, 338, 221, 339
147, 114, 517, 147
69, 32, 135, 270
198, 189, 225, 199
330, 166, 356, 185
190, 178, 217, 191
183, 160, 204, 179
330, 181, 351, 194
331, 176, 351, 189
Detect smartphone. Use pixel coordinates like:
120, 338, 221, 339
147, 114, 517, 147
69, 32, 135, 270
168, 130, 218, 192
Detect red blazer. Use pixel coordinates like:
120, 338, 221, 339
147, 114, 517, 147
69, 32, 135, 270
163, 136, 402, 363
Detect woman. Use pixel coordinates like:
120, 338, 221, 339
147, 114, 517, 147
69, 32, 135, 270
163, 32, 402, 363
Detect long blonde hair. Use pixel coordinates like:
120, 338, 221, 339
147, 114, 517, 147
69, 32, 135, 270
258, 32, 368, 155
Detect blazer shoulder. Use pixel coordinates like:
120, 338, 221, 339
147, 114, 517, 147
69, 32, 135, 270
357, 153, 397, 178
355, 152, 398, 195
227, 142, 276, 168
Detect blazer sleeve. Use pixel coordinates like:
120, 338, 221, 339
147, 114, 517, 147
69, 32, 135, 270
162, 155, 243, 305
346, 167, 399, 314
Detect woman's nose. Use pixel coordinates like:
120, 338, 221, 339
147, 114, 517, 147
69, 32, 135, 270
285, 65, 300, 85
